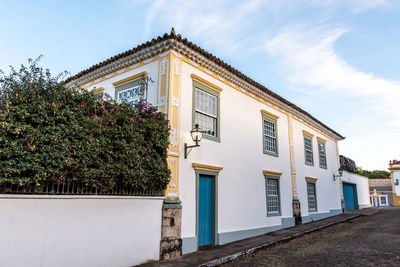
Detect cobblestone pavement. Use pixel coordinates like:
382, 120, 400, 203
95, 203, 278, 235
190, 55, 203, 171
225, 208, 400, 267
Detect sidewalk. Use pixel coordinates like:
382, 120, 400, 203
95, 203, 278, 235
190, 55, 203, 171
140, 209, 379, 267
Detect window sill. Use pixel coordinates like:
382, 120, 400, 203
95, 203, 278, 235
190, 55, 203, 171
263, 150, 279, 157
267, 212, 281, 217
202, 134, 220, 143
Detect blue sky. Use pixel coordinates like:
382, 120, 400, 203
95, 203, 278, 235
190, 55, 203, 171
1, 0, 399, 170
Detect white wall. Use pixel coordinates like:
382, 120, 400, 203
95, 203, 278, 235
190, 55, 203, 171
341, 171, 371, 209
292, 120, 342, 218
0, 195, 164, 267
394, 170, 400, 195
180, 62, 293, 245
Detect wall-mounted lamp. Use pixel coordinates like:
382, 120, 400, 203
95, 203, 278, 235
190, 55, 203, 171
333, 167, 343, 181
184, 124, 203, 159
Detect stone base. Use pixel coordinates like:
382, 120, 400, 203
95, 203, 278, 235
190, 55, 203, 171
160, 198, 182, 260
293, 198, 302, 225
341, 199, 346, 211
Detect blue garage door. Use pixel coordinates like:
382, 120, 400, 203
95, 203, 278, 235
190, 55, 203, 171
198, 174, 214, 247
343, 183, 357, 210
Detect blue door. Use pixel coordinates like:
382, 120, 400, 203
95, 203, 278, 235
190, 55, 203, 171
343, 183, 356, 210
198, 175, 214, 247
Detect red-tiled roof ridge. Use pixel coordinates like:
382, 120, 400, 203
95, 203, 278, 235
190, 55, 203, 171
64, 28, 345, 140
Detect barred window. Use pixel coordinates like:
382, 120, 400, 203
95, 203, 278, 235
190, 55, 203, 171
263, 118, 277, 155
195, 89, 218, 137
307, 182, 317, 212
304, 135, 314, 165
117, 86, 141, 106
318, 141, 327, 169
266, 178, 280, 215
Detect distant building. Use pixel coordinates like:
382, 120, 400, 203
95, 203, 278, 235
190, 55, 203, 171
389, 160, 400, 206
369, 179, 392, 207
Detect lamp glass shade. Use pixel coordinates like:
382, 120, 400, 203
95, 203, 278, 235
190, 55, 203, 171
339, 168, 343, 175
190, 124, 203, 142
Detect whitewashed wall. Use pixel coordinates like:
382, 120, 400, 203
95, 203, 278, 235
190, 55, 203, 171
341, 171, 371, 209
0, 195, 164, 267
180, 62, 295, 253
291, 120, 342, 223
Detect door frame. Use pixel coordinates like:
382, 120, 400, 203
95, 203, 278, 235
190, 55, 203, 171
195, 169, 219, 249
342, 182, 359, 210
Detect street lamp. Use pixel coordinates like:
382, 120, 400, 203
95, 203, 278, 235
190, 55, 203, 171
333, 167, 343, 181
184, 124, 203, 159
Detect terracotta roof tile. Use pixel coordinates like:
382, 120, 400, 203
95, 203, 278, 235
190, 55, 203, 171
64, 28, 345, 140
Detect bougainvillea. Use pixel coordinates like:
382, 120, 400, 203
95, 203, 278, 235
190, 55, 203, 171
339, 155, 357, 173
0, 58, 170, 193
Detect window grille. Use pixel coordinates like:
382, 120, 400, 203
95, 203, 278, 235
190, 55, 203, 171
195, 89, 217, 137
266, 178, 280, 214
304, 136, 314, 165
117, 86, 141, 106
307, 182, 317, 212
318, 141, 327, 168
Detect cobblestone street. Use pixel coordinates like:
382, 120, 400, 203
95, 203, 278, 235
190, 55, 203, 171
225, 208, 400, 267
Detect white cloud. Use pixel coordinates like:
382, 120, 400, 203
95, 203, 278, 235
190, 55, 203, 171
265, 26, 400, 127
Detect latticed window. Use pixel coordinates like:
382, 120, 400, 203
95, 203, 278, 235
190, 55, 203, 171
304, 135, 314, 165
266, 178, 280, 215
195, 89, 217, 137
263, 118, 277, 155
117, 86, 141, 106
318, 141, 327, 169
307, 182, 317, 212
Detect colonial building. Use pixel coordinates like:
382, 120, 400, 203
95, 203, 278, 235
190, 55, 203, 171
65, 29, 345, 256
389, 160, 400, 206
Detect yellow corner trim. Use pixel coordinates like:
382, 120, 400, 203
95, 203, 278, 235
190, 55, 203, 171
305, 176, 318, 182
192, 163, 223, 173
302, 130, 314, 137
261, 110, 279, 120
91, 86, 104, 95
316, 136, 326, 143
262, 170, 283, 177
191, 74, 223, 93
112, 71, 148, 88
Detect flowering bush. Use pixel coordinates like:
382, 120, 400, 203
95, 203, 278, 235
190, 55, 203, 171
339, 155, 357, 173
0, 58, 170, 193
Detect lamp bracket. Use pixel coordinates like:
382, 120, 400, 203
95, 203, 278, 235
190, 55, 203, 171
184, 143, 200, 159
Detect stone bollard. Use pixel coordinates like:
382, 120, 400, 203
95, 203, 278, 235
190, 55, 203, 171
160, 198, 182, 260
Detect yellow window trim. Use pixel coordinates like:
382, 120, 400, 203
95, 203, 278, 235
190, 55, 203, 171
112, 71, 148, 88
316, 136, 326, 143
192, 163, 223, 173
91, 86, 104, 95
191, 74, 223, 93
305, 176, 318, 182
262, 170, 283, 177
302, 130, 314, 137
261, 110, 279, 120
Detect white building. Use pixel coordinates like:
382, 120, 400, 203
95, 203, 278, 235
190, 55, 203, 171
64, 29, 346, 258
389, 160, 400, 206
341, 170, 371, 210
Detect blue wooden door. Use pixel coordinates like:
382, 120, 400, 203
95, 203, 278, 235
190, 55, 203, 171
343, 183, 356, 210
198, 175, 213, 247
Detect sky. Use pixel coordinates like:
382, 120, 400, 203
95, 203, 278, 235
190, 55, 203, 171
1, 0, 399, 170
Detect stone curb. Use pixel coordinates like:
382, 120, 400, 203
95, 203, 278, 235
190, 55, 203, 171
199, 214, 360, 267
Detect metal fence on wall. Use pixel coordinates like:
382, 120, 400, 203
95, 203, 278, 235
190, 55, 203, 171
0, 181, 163, 196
